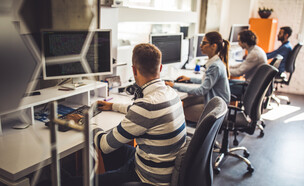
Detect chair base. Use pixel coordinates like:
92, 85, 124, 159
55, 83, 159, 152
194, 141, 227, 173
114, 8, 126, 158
257, 120, 265, 137
275, 94, 291, 105
213, 146, 254, 174
213, 128, 254, 174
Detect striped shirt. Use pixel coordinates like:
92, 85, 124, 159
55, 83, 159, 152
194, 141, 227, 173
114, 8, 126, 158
93, 79, 186, 185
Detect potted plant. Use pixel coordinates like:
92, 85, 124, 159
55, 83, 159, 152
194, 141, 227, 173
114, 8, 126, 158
258, 7, 273, 19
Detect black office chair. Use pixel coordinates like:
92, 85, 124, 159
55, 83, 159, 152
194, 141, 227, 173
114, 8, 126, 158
214, 64, 278, 174
274, 43, 303, 104
263, 55, 283, 109
122, 96, 228, 186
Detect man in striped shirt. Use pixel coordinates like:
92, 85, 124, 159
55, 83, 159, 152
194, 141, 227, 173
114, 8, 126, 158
93, 43, 186, 185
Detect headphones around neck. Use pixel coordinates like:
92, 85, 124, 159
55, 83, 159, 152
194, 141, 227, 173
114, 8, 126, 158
125, 80, 162, 100
125, 83, 143, 100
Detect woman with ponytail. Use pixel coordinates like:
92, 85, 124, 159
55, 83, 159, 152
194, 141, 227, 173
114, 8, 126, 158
165, 31, 231, 123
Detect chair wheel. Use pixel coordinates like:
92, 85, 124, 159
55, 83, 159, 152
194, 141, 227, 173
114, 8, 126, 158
243, 150, 250, 158
259, 130, 264, 137
213, 167, 221, 174
247, 166, 254, 173
233, 139, 239, 146
287, 101, 291, 105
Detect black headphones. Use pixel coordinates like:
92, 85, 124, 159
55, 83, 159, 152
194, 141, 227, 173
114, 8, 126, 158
125, 80, 162, 100
125, 83, 143, 100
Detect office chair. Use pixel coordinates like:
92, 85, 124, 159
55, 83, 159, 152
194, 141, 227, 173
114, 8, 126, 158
214, 64, 278, 174
122, 96, 227, 186
263, 55, 283, 109
274, 43, 303, 104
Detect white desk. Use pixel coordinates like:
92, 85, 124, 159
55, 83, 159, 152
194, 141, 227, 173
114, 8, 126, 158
0, 81, 196, 186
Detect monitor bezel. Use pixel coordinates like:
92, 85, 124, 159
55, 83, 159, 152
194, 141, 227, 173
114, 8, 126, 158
41, 29, 113, 80
193, 33, 208, 59
149, 33, 183, 65
228, 24, 250, 45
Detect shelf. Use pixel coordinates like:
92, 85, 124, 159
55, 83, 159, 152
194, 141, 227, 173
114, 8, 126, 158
0, 80, 108, 135
117, 7, 198, 23
113, 63, 127, 67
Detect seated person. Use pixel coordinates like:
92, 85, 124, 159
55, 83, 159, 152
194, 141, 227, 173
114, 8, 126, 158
267, 26, 293, 76
66, 43, 186, 186
229, 30, 267, 98
165, 31, 230, 123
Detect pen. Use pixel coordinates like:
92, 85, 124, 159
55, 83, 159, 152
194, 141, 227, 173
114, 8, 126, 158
104, 97, 113, 101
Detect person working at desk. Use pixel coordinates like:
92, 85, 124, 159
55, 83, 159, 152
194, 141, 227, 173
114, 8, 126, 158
165, 31, 230, 123
266, 26, 293, 75
66, 43, 186, 186
229, 30, 267, 98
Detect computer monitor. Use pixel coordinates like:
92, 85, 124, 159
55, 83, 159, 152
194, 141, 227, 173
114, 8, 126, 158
228, 24, 250, 45
150, 33, 183, 65
41, 29, 112, 82
193, 34, 207, 59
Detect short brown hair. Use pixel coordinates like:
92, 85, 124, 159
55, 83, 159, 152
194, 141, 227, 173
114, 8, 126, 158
132, 43, 162, 77
238, 30, 257, 46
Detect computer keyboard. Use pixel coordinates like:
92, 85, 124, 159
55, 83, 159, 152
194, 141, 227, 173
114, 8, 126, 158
45, 105, 102, 132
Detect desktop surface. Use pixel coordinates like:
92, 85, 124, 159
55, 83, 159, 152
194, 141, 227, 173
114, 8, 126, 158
0, 83, 196, 183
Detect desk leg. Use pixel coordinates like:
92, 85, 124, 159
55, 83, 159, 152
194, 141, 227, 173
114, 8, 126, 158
0, 176, 30, 186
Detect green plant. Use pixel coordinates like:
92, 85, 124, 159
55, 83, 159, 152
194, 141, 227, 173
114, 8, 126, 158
259, 7, 273, 12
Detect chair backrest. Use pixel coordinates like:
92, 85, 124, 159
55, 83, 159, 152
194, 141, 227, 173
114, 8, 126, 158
265, 55, 283, 97
176, 97, 227, 186
283, 43, 303, 85
243, 64, 278, 122
285, 43, 303, 73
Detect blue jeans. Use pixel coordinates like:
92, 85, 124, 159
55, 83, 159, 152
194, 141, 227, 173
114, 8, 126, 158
65, 144, 140, 186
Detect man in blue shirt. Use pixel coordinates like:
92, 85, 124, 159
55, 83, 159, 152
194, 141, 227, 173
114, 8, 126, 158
267, 26, 293, 74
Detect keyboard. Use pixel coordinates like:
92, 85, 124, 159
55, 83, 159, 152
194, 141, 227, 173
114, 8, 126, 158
45, 105, 102, 132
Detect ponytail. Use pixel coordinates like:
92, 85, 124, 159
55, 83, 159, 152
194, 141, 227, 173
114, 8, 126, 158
205, 32, 230, 78
219, 39, 230, 79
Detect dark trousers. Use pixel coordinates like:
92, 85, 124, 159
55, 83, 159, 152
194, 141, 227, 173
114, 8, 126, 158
65, 144, 141, 186
229, 79, 246, 99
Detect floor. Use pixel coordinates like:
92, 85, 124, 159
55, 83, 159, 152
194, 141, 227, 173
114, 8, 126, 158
213, 93, 304, 186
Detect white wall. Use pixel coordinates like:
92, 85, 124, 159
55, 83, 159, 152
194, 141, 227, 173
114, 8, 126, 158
205, 0, 222, 32
253, 0, 304, 95
208, 0, 304, 95
206, 0, 254, 39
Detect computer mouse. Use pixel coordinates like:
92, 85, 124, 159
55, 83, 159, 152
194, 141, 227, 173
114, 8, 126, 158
176, 77, 183, 82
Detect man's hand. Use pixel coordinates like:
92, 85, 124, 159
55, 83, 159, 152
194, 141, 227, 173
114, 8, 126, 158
66, 114, 84, 123
176, 75, 190, 82
165, 81, 174, 87
97, 100, 113, 111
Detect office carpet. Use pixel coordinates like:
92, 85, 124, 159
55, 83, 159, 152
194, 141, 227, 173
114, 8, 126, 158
213, 93, 304, 186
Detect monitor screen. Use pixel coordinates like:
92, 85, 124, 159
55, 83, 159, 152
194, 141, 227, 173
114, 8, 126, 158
228, 24, 250, 44
42, 29, 112, 80
194, 34, 207, 58
150, 33, 183, 65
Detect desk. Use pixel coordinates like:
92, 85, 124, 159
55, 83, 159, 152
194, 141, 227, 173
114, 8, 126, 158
0, 82, 111, 186
0, 81, 195, 186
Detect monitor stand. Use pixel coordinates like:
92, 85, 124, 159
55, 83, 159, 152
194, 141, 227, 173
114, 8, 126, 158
60, 77, 86, 90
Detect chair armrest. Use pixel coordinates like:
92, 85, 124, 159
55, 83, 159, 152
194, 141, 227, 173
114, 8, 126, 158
227, 105, 243, 123
230, 94, 238, 100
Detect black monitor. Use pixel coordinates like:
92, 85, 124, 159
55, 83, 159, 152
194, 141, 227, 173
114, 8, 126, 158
194, 34, 207, 59
42, 29, 112, 81
228, 24, 250, 45
180, 26, 188, 39
150, 33, 183, 65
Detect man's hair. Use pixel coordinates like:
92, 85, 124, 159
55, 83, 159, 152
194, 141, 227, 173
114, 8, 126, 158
281, 26, 292, 38
238, 30, 257, 46
132, 43, 161, 77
